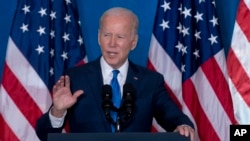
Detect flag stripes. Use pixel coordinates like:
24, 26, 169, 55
5, 38, 52, 113
0, 38, 51, 140
227, 0, 250, 124
182, 79, 220, 141
148, 0, 237, 140
0, 0, 86, 140
237, 0, 250, 42
2, 63, 43, 128
0, 86, 40, 141
0, 115, 19, 141
149, 32, 234, 141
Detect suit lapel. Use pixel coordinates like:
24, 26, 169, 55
84, 58, 111, 131
125, 61, 142, 97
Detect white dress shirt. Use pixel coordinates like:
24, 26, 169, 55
49, 56, 129, 128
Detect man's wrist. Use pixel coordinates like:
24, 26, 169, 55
51, 106, 66, 118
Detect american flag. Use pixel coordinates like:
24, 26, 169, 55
148, 0, 237, 141
0, 0, 87, 140
227, 0, 250, 124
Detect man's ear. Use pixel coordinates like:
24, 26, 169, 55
131, 34, 138, 50
98, 30, 101, 45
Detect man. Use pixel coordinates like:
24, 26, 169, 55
36, 7, 195, 141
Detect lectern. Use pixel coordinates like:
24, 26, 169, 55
48, 132, 189, 141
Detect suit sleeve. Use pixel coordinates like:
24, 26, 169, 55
35, 110, 64, 141
152, 73, 194, 131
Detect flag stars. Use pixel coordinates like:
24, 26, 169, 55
181, 64, 185, 72
212, 1, 216, 7
50, 48, 54, 57
20, 23, 29, 33
161, 1, 171, 12
49, 67, 54, 76
50, 11, 56, 20
175, 41, 183, 52
22, 5, 30, 14
193, 49, 200, 59
61, 51, 68, 60
181, 7, 192, 18
178, 4, 183, 12
181, 46, 187, 55
36, 45, 45, 55
194, 12, 203, 23
210, 16, 218, 27
50, 30, 55, 39
62, 32, 70, 42
38, 8, 47, 17
176, 23, 182, 33
65, 0, 71, 5
159, 19, 169, 31
199, 0, 205, 3
194, 30, 201, 41
37, 26, 46, 36
78, 35, 83, 45
175, 42, 187, 56
208, 34, 218, 45
64, 14, 71, 23
181, 26, 189, 37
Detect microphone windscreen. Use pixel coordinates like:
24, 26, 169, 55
102, 84, 112, 99
123, 83, 135, 100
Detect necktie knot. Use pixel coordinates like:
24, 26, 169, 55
112, 70, 119, 78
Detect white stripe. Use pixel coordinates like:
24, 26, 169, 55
214, 50, 229, 79
228, 78, 250, 124
149, 34, 200, 140
231, 22, 250, 77
6, 37, 52, 113
0, 86, 40, 141
244, 0, 250, 10
149, 34, 183, 103
191, 66, 231, 141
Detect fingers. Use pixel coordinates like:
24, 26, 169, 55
53, 75, 70, 93
64, 75, 70, 88
174, 125, 195, 141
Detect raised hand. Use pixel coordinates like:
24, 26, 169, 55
51, 75, 83, 117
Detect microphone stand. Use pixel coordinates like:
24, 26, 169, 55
116, 116, 121, 132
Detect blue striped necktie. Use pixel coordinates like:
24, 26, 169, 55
110, 70, 121, 132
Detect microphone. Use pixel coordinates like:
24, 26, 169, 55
101, 85, 114, 124
122, 83, 135, 122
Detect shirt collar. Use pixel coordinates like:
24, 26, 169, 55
100, 56, 128, 83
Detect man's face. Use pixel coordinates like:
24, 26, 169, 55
98, 14, 138, 69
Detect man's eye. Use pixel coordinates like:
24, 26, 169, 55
118, 36, 125, 38
103, 33, 110, 36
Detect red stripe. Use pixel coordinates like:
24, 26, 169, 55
0, 114, 19, 141
227, 49, 250, 107
151, 126, 158, 132
147, 60, 182, 109
183, 79, 220, 141
2, 63, 43, 128
201, 57, 238, 124
237, 0, 250, 42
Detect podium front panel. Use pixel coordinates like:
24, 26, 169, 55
48, 132, 189, 141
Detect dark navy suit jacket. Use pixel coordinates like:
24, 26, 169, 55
35, 58, 194, 140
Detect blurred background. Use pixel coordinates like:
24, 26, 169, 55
0, 0, 239, 81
